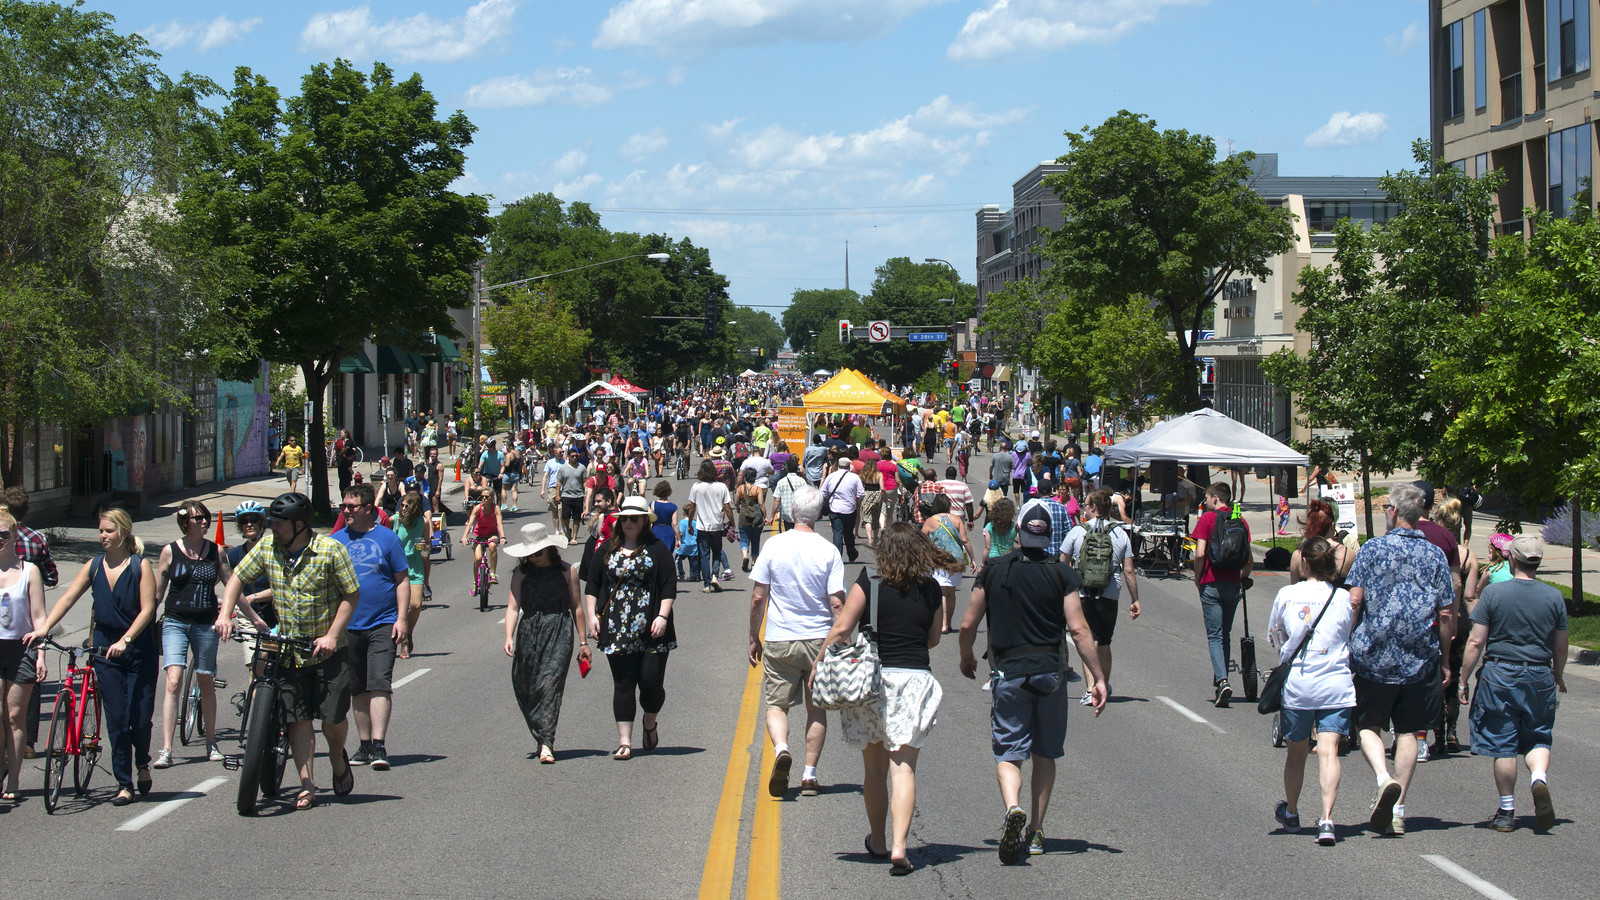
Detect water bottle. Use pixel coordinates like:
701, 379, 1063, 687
0, 589, 11, 630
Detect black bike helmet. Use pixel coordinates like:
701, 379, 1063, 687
267, 492, 314, 523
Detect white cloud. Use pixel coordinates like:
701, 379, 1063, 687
594, 0, 944, 55
621, 130, 670, 161
720, 96, 1027, 172
552, 173, 604, 197
300, 0, 517, 63
1304, 111, 1391, 148
551, 148, 590, 176
143, 16, 263, 52
464, 68, 617, 108
1384, 21, 1421, 55
947, 0, 1200, 63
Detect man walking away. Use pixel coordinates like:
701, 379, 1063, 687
1061, 491, 1140, 702
1345, 483, 1454, 836
556, 450, 588, 542
748, 487, 844, 798
1457, 535, 1567, 833
1191, 483, 1252, 707
330, 484, 411, 771
959, 505, 1107, 864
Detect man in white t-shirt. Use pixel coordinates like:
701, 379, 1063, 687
1061, 490, 1141, 701
739, 445, 775, 490
748, 485, 844, 798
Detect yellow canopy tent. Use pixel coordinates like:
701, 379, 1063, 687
802, 369, 905, 415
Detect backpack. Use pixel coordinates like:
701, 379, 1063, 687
738, 491, 764, 526
1076, 521, 1116, 596
1206, 510, 1252, 572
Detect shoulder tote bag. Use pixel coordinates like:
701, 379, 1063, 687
811, 578, 883, 711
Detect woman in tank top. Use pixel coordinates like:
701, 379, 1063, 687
0, 509, 47, 801
151, 501, 234, 768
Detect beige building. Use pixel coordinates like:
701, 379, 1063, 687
1434, 0, 1597, 228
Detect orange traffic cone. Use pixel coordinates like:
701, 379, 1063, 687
455, 458, 462, 482
214, 516, 228, 550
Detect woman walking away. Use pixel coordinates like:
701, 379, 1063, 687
152, 501, 233, 767
1266, 537, 1355, 845
0, 509, 46, 802
819, 522, 951, 875
921, 494, 975, 634
394, 492, 433, 658
982, 497, 1017, 559
24, 510, 163, 805
736, 468, 766, 572
504, 523, 585, 764
585, 497, 677, 760
1287, 499, 1358, 586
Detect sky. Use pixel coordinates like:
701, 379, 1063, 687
92, 0, 1431, 319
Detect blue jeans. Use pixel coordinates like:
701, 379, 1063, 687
676, 551, 701, 581
699, 529, 726, 587
1199, 582, 1241, 684
830, 510, 859, 560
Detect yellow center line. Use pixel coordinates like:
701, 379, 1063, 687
745, 737, 782, 900
698, 662, 765, 900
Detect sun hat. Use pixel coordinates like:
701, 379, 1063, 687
504, 521, 569, 558
615, 495, 658, 523
1488, 532, 1514, 555
709, 446, 726, 459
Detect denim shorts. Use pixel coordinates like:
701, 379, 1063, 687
162, 618, 220, 675
1280, 706, 1352, 743
990, 669, 1069, 762
1470, 660, 1557, 758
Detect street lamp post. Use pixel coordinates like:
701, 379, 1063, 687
472, 252, 669, 436
926, 257, 963, 403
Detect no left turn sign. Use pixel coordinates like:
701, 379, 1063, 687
867, 320, 891, 343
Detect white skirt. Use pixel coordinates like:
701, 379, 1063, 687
840, 668, 943, 751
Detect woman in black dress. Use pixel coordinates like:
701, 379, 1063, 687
503, 522, 585, 764
584, 496, 676, 760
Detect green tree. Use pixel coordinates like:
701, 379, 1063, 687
179, 59, 489, 512
0, 1, 250, 485
781, 287, 859, 357
978, 279, 1059, 371
729, 308, 784, 370
1037, 295, 1184, 430
1042, 110, 1295, 409
482, 285, 591, 392
854, 257, 974, 385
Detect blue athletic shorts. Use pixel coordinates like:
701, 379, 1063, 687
1280, 706, 1352, 743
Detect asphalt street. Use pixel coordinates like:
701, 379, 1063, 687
3, 445, 1597, 900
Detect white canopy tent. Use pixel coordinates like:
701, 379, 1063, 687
739, 368, 760, 377
1103, 408, 1309, 468
559, 379, 643, 410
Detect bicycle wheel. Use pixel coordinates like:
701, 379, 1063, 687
262, 723, 289, 799
676, 455, 688, 480
236, 681, 277, 816
75, 687, 103, 796
179, 664, 197, 746
43, 691, 71, 813
477, 557, 490, 611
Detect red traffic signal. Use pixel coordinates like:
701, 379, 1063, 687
839, 320, 852, 342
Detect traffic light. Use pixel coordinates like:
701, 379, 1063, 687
839, 320, 851, 342
703, 291, 718, 337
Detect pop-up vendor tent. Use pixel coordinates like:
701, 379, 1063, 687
1102, 408, 1309, 468
802, 368, 905, 416
559, 379, 643, 411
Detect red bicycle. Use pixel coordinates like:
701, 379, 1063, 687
38, 637, 104, 813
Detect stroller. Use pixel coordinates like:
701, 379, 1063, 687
429, 512, 453, 560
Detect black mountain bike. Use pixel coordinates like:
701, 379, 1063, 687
225, 628, 314, 815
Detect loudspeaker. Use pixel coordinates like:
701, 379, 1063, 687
1148, 459, 1179, 494
1274, 467, 1299, 499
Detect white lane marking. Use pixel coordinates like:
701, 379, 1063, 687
498, 616, 506, 624
1422, 854, 1520, 900
1155, 695, 1226, 734
116, 776, 227, 831
390, 667, 432, 690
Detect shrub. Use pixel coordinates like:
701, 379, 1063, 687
1540, 504, 1600, 548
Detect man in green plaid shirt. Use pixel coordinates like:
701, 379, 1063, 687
218, 492, 360, 809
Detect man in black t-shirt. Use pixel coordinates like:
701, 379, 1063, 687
959, 504, 1106, 865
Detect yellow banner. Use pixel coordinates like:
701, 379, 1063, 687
774, 406, 808, 452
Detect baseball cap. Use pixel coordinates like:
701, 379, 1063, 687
1510, 535, 1544, 564
1411, 480, 1435, 508
988, 479, 1000, 490
1018, 505, 1053, 549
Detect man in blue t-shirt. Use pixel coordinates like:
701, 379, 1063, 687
332, 483, 411, 771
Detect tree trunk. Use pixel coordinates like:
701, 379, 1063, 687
301, 359, 335, 515
0, 419, 20, 489
1573, 504, 1583, 616
1360, 447, 1375, 540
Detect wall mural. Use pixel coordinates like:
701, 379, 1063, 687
217, 361, 270, 481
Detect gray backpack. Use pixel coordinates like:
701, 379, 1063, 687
1077, 521, 1115, 596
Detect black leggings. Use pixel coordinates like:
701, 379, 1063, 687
607, 651, 669, 723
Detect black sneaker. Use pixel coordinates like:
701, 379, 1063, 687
1214, 680, 1232, 708
369, 743, 390, 771
349, 741, 373, 766
998, 806, 1029, 865
1274, 800, 1301, 833
1491, 807, 1515, 832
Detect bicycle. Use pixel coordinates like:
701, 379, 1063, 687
675, 448, 689, 481
468, 537, 499, 611
37, 637, 105, 813
224, 627, 315, 816
177, 643, 226, 748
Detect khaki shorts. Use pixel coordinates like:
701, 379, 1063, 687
762, 638, 825, 709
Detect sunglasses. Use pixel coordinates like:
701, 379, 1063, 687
187, 515, 211, 524
237, 516, 265, 526
0, 529, 11, 540
339, 503, 367, 511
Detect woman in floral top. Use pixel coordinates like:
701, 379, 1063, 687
584, 496, 677, 760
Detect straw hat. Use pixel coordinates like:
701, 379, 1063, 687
709, 446, 726, 459
503, 522, 568, 558
615, 495, 658, 523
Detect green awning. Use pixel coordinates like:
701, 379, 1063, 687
429, 335, 460, 361
375, 345, 426, 374
338, 348, 375, 373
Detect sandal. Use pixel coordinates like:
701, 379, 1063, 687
612, 744, 632, 761
1, 790, 18, 802
398, 637, 412, 660
642, 725, 659, 752
295, 789, 318, 810
864, 836, 890, 859
332, 749, 355, 796
889, 859, 915, 876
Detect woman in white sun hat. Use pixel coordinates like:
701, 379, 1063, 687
504, 522, 584, 764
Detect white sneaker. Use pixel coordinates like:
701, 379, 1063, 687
1416, 742, 1430, 762
151, 748, 173, 769
1079, 693, 1094, 706
207, 744, 224, 762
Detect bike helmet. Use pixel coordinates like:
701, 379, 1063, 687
234, 500, 266, 520
267, 492, 314, 523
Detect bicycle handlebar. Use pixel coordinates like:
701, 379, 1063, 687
35, 637, 108, 658
230, 627, 317, 651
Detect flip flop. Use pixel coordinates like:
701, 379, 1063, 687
333, 749, 355, 796
613, 744, 632, 760
295, 789, 318, 810
864, 836, 890, 859
642, 725, 659, 752
889, 859, 915, 876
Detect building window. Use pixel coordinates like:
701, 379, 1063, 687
1547, 122, 1593, 217
1444, 19, 1465, 118
1474, 9, 1488, 111
1476, 152, 1491, 177
1548, 0, 1591, 80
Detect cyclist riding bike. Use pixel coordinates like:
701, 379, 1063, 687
461, 490, 506, 587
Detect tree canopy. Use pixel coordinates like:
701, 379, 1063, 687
483, 285, 591, 389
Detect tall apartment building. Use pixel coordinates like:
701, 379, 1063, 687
974, 162, 1066, 380
1434, 0, 1597, 228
